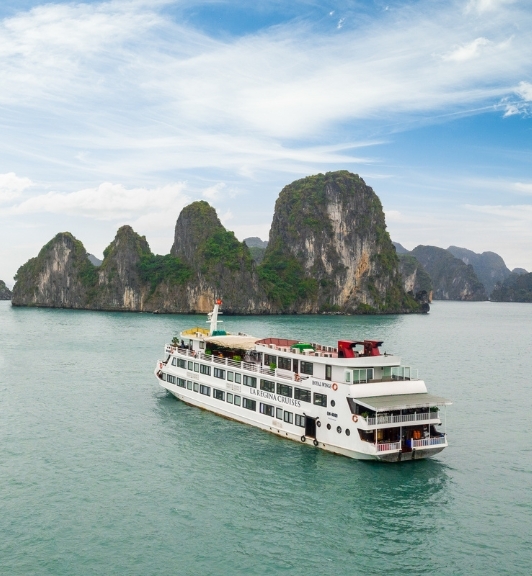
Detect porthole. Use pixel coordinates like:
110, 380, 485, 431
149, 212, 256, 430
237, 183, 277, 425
327, 423, 331, 430
337, 426, 342, 434
331, 400, 336, 407
345, 429, 350, 436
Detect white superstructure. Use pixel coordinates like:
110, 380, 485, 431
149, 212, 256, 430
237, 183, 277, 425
155, 300, 451, 462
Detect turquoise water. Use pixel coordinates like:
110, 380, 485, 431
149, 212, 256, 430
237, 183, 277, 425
1, 301, 531, 575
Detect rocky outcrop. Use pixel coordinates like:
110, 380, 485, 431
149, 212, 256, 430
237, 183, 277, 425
491, 272, 532, 302
397, 254, 433, 301
0, 280, 12, 300
447, 246, 510, 296
512, 268, 528, 276
11, 175, 427, 315
259, 171, 419, 313
87, 254, 102, 266
157, 201, 271, 313
392, 242, 409, 254
12, 233, 98, 308
244, 238, 268, 264
411, 246, 487, 301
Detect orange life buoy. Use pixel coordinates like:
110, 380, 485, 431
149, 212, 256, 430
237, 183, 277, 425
352, 415, 358, 423
332, 383, 338, 391
159, 362, 162, 369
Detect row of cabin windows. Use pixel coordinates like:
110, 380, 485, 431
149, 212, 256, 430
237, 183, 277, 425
162, 375, 310, 426
172, 354, 336, 382
263, 354, 314, 376
163, 373, 327, 407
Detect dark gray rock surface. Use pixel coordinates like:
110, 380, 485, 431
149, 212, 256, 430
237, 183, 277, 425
411, 245, 487, 301
447, 246, 510, 296
0, 280, 12, 300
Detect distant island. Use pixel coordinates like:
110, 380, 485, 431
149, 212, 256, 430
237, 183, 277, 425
0, 280, 12, 300
11, 171, 426, 315
392, 243, 532, 303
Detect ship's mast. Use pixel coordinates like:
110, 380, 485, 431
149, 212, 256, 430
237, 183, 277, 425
207, 299, 223, 335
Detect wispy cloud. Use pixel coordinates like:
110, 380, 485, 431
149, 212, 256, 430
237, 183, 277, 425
0, 172, 33, 202
8, 181, 188, 220
442, 37, 491, 62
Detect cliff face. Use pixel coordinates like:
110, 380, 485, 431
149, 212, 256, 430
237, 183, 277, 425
164, 201, 271, 313
411, 246, 487, 301
259, 171, 419, 313
0, 280, 13, 300
447, 246, 510, 296
12, 233, 98, 308
397, 254, 433, 300
491, 272, 532, 302
93, 226, 153, 311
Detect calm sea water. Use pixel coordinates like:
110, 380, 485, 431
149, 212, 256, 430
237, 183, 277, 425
1, 301, 531, 575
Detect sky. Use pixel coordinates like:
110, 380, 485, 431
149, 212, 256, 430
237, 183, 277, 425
1, 0, 532, 287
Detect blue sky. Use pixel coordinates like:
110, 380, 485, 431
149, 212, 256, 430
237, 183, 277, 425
1, 0, 532, 286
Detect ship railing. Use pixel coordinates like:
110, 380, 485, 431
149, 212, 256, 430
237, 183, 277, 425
227, 358, 241, 368
259, 366, 275, 377
213, 356, 226, 365
366, 411, 439, 426
411, 436, 446, 448
242, 361, 258, 372
376, 441, 401, 452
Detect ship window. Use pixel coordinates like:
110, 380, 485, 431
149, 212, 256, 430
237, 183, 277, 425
200, 385, 211, 396
214, 368, 225, 380
300, 361, 313, 375
161, 373, 167, 381
326, 423, 331, 430
243, 375, 257, 388
278, 357, 291, 371
234, 395, 241, 406
276, 407, 283, 420
234, 373, 242, 384
171, 358, 177, 366
284, 411, 293, 424
325, 365, 332, 381
313, 393, 327, 407
188, 361, 193, 370
227, 393, 233, 404
330, 400, 335, 407
193, 382, 199, 392
260, 403, 275, 416
194, 363, 199, 372
294, 387, 311, 402
337, 426, 342, 434
200, 364, 211, 376
187, 381, 193, 390
178, 378, 186, 388
260, 379, 275, 393
178, 359, 186, 369
242, 398, 256, 411
345, 371, 350, 383
213, 389, 225, 401
276, 383, 292, 398
264, 354, 277, 366
199, 341, 205, 349
227, 371, 234, 382
345, 429, 350, 436
295, 414, 305, 427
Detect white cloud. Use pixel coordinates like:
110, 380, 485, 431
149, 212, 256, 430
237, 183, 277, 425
516, 81, 532, 101
202, 183, 226, 201
514, 182, 532, 195
9, 182, 188, 220
466, 0, 515, 14
337, 18, 345, 30
0, 172, 33, 202
442, 37, 491, 62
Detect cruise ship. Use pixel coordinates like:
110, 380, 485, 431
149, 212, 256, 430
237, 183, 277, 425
155, 300, 451, 462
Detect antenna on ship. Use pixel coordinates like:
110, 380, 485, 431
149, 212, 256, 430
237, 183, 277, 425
207, 299, 223, 335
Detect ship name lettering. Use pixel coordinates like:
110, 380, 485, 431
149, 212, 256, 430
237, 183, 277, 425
249, 388, 301, 407
312, 380, 331, 389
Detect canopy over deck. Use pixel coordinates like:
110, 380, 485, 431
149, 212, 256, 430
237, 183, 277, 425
204, 335, 259, 350
354, 393, 452, 412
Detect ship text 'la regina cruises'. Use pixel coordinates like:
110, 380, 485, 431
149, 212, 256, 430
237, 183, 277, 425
155, 300, 451, 462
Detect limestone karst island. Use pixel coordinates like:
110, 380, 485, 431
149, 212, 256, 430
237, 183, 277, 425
10, 171, 532, 313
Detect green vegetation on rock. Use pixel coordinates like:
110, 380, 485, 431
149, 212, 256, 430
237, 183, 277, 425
491, 272, 532, 302
138, 254, 192, 290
